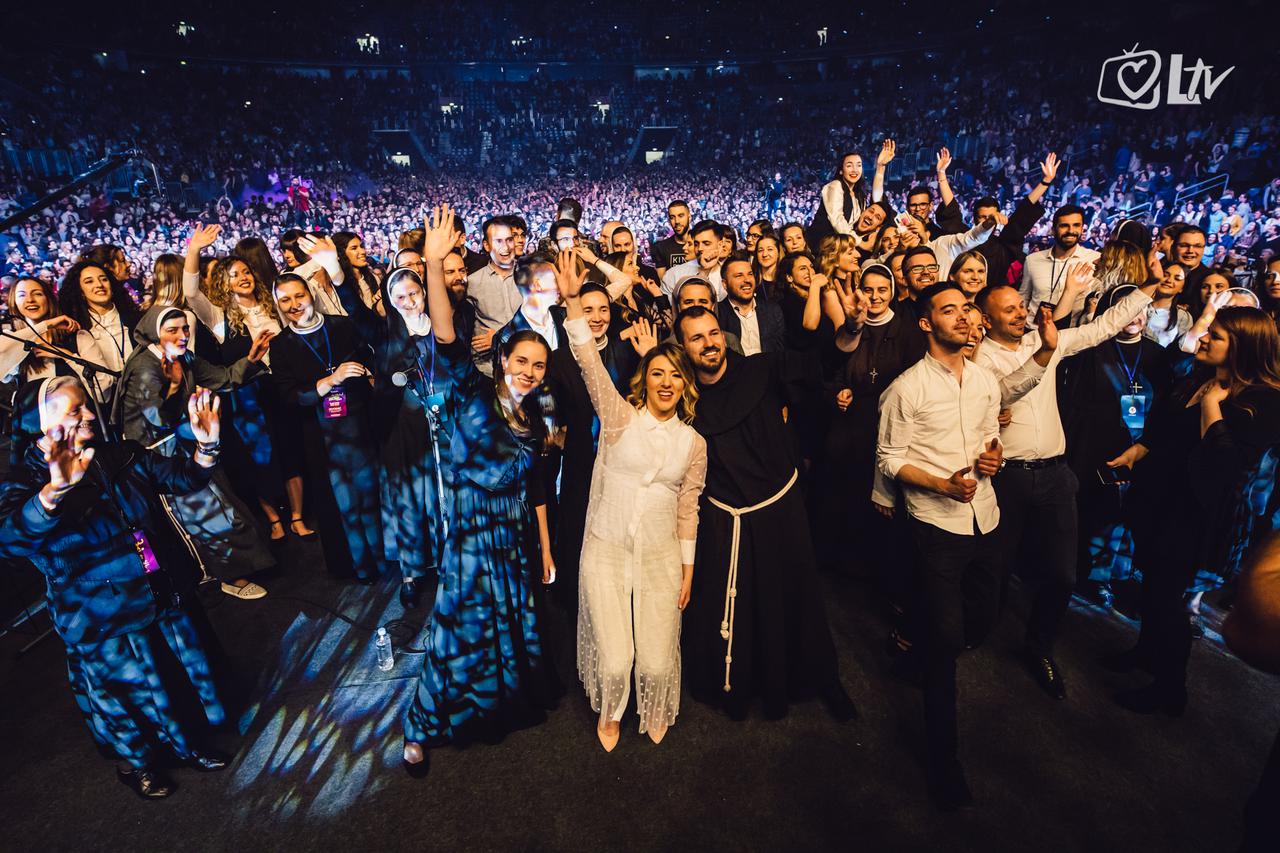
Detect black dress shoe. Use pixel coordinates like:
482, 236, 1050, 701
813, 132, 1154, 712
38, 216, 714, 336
186, 750, 229, 772
1114, 683, 1187, 717
1029, 654, 1067, 700
928, 759, 974, 812
117, 766, 176, 799
399, 579, 422, 609
821, 683, 859, 722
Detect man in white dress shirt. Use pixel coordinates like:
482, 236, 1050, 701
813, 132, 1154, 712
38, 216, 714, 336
661, 220, 725, 304
972, 275, 1159, 699
1018, 204, 1100, 313
876, 282, 1054, 811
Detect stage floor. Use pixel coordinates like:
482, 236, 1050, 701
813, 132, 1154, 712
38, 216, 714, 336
1, 534, 1275, 852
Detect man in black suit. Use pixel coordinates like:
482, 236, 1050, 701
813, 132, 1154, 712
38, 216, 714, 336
716, 255, 785, 355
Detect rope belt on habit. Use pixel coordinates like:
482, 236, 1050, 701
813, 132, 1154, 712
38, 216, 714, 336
705, 468, 799, 693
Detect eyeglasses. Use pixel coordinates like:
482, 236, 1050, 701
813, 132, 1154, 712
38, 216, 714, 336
907, 263, 940, 275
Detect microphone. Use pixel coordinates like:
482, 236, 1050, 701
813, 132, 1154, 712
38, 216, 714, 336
391, 366, 423, 387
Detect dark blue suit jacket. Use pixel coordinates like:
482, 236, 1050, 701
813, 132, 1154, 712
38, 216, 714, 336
716, 298, 786, 354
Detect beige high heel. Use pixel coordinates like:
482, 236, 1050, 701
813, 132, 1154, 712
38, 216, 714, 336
647, 722, 668, 745
596, 721, 620, 752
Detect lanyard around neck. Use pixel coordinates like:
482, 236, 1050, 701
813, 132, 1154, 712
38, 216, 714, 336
297, 324, 334, 371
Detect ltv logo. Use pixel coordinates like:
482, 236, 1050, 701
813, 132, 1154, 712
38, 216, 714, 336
1097, 44, 1234, 110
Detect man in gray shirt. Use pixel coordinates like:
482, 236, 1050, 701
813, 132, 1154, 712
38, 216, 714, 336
465, 216, 521, 373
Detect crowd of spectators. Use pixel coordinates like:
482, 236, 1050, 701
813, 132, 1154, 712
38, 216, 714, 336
3, 44, 1278, 296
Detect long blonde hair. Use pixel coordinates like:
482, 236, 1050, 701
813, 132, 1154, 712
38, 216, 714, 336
818, 234, 858, 281
627, 342, 699, 424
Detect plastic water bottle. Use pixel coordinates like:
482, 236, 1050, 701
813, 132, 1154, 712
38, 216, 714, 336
375, 627, 394, 671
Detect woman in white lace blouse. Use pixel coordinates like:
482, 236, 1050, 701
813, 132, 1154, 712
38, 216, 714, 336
554, 249, 707, 752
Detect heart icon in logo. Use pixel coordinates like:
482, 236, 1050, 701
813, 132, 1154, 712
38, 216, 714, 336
1117, 54, 1161, 102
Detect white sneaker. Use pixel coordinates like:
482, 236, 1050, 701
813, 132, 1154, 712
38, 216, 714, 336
220, 581, 267, 600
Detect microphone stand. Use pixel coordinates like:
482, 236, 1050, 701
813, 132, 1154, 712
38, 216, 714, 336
0, 327, 123, 443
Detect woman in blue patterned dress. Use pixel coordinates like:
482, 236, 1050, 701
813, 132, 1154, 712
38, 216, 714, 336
402, 205, 556, 772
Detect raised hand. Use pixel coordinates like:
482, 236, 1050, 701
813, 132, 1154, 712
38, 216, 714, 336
838, 282, 869, 326
42, 423, 94, 498
1065, 261, 1094, 293
975, 437, 1003, 476
187, 222, 221, 254
247, 330, 274, 362
877, 138, 896, 167
160, 353, 185, 395
1040, 152, 1060, 184
296, 233, 336, 257
555, 248, 588, 301
1037, 305, 1059, 351
936, 147, 952, 175
939, 466, 978, 503
640, 276, 663, 298
1193, 289, 1233, 334
423, 203, 461, 262
627, 317, 658, 357
187, 388, 221, 445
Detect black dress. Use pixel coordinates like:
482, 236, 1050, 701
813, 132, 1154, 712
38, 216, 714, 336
1125, 377, 1280, 691
1060, 336, 1172, 584
814, 312, 925, 577
270, 316, 384, 580
378, 330, 451, 580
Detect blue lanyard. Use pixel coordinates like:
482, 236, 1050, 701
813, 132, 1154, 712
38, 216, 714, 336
297, 324, 333, 371
1113, 341, 1143, 394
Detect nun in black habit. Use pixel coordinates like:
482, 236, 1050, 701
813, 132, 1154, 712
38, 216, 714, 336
115, 305, 276, 599
378, 268, 455, 608
0, 377, 229, 799
269, 274, 384, 582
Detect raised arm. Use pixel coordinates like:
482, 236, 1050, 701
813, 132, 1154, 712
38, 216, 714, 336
1026, 152, 1059, 208
558, 249, 635, 437
935, 147, 955, 208
800, 273, 827, 331
422, 204, 462, 345
872, 138, 895, 203
573, 244, 633, 301
183, 222, 227, 341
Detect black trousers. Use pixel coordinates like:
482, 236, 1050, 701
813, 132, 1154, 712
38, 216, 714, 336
910, 517, 1004, 766
992, 463, 1079, 657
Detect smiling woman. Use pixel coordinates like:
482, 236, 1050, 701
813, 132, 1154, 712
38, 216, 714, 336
115, 304, 276, 599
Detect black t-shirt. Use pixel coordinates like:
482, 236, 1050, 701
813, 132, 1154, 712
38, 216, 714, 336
651, 236, 687, 271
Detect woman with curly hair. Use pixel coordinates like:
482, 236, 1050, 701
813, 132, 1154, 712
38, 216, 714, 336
181, 223, 316, 544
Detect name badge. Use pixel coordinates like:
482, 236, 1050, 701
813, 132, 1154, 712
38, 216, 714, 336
1120, 394, 1147, 435
323, 388, 348, 419
132, 530, 160, 574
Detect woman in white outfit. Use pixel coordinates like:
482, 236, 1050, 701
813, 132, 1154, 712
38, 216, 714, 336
555, 249, 707, 752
